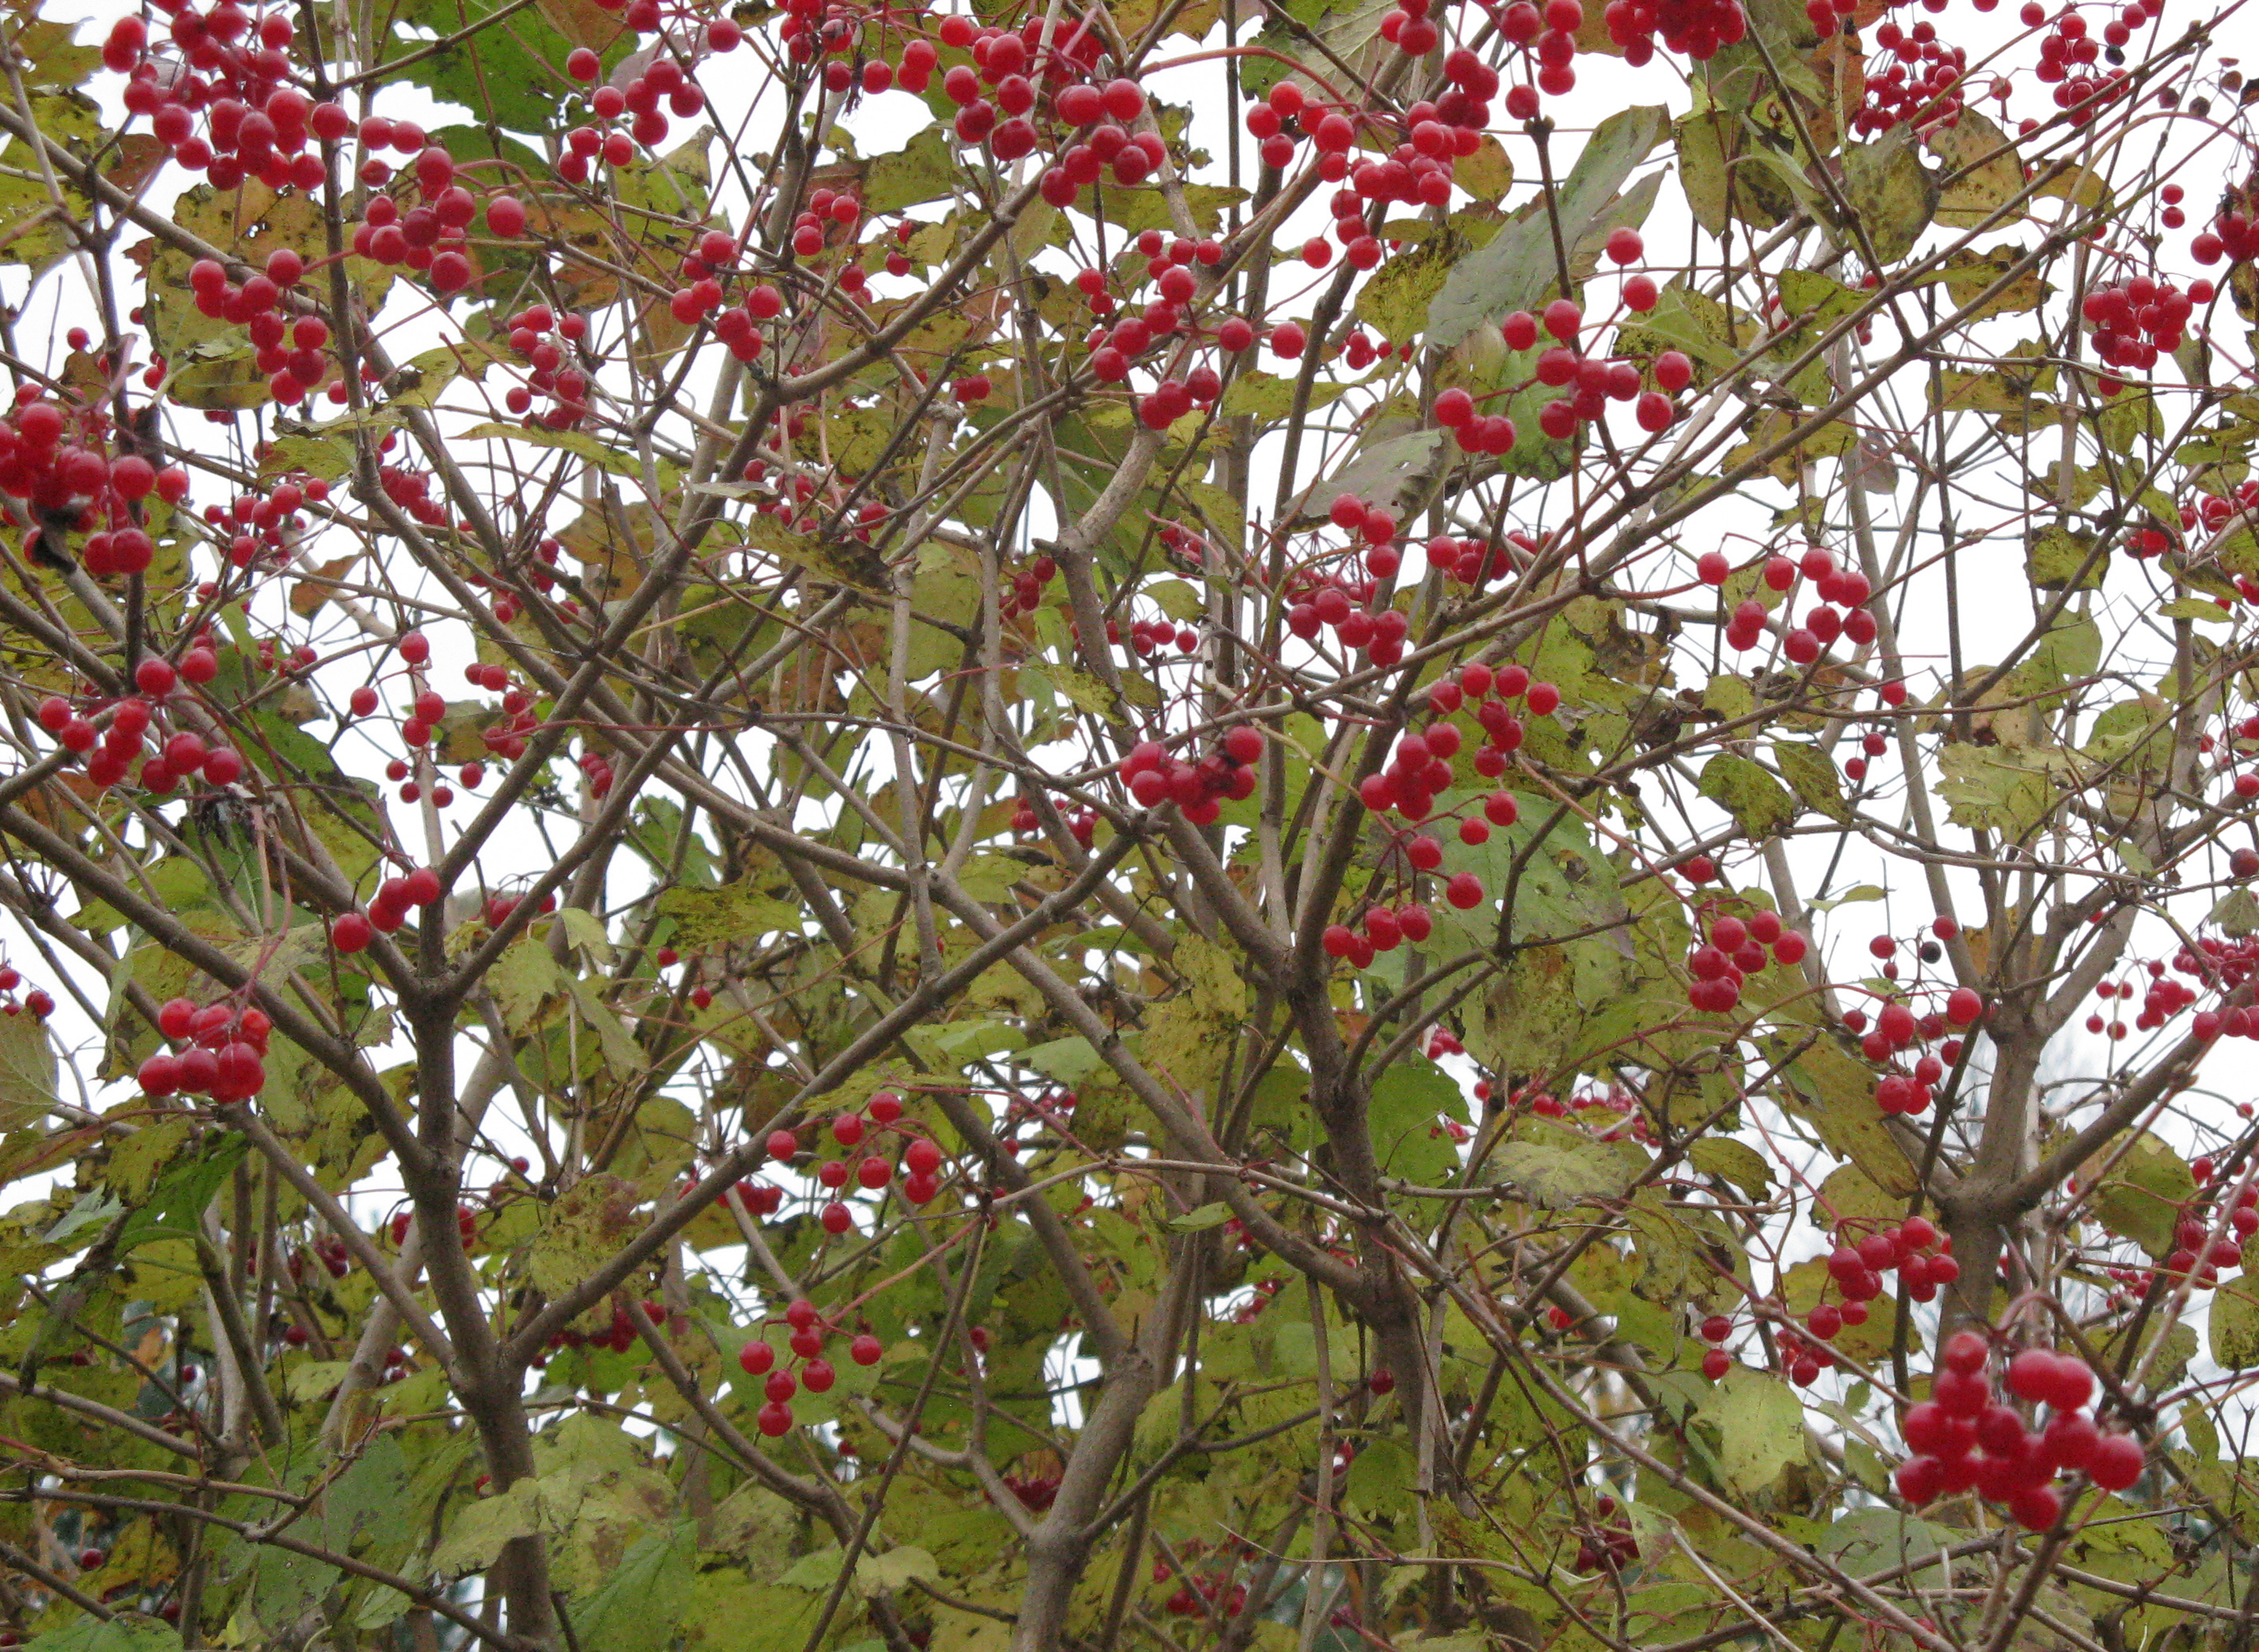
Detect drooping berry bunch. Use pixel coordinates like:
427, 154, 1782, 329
2080, 273, 2202, 396
37, 651, 241, 795
1895, 1332, 2147, 1527
0, 394, 187, 576
499, 304, 595, 429
1570, 1496, 1641, 1573
1824, 1211, 1959, 1310
137, 999, 276, 1101
352, 139, 483, 292
329, 866, 446, 952
1684, 908, 1809, 1015
1010, 795, 1098, 843
1601, 0, 1749, 65
2191, 207, 2257, 269
997, 551, 1059, 620
739, 1297, 889, 1436
1854, 15, 1971, 135
2026, 2, 2138, 124
2159, 1160, 2255, 1286
1118, 727, 1263, 825
1719, 547, 1879, 661
0, 965, 55, 1021
1157, 1545, 1251, 1617
2086, 965, 2200, 1038
764, 1090, 953, 1227
111, 3, 342, 193
1279, 554, 1404, 663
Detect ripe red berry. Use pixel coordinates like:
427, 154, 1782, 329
2088, 1431, 2144, 1489
1941, 1328, 1991, 1375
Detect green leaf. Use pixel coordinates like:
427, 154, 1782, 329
1493, 1118, 1642, 1208
1299, 430, 1450, 521
526, 1174, 643, 1297
118, 1133, 249, 1253
1777, 269, 1862, 330
459, 422, 645, 477
389, 0, 597, 134
1356, 231, 1467, 343
1929, 107, 2024, 228
1699, 752, 1797, 837
857, 1546, 942, 1595
1819, 1509, 1955, 1591
1935, 743, 2058, 838
2026, 524, 2104, 591
1166, 1202, 1234, 1232
2091, 1134, 2192, 1258
2204, 1265, 2259, 1374
0, 1007, 57, 1128
27, 1616, 185, 1652
1768, 1039, 1917, 1195
655, 880, 802, 948
570, 1523, 695, 1652
430, 1480, 544, 1575
1771, 742, 1851, 823
1689, 1137, 1774, 1198
104, 1116, 194, 1202
1427, 104, 1668, 347
1697, 1366, 1807, 1493
1840, 125, 1939, 264
863, 127, 953, 212
1344, 1436, 1416, 1514
1369, 1059, 1470, 1183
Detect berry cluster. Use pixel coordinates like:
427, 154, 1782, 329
352, 138, 485, 293
1323, 898, 1436, 968
1683, 908, 1809, 1014
1823, 1212, 1960, 1310
111, 3, 340, 193
330, 866, 446, 952
1360, 661, 1557, 818
187, 252, 337, 405
1601, 0, 1749, 65
136, 999, 276, 1101
1895, 1332, 2146, 1526
2191, 207, 2258, 268
738, 1297, 888, 1435
1009, 796, 1098, 844
2027, 2, 2139, 124
764, 1091, 952, 1226
1571, 1496, 1642, 1572
2081, 273, 2201, 396
1279, 561, 1405, 662
498, 304, 595, 429
1, 394, 187, 575
2086, 965, 2200, 1038
1722, 547, 1878, 661
1156, 1547, 1251, 1618
1856, 16, 1971, 135
38, 643, 243, 795
1118, 728, 1263, 825
557, 30, 725, 179
197, 470, 330, 572
0, 964, 55, 1021
2160, 1160, 2256, 1285
999, 552, 1059, 619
